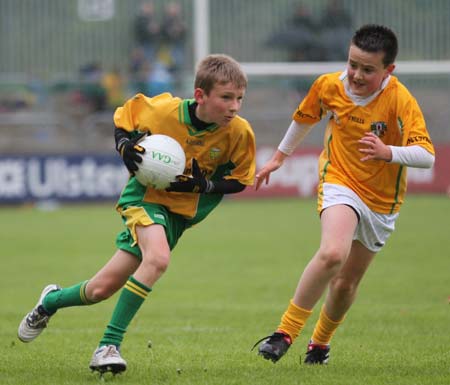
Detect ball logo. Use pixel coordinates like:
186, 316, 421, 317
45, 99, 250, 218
151, 151, 173, 164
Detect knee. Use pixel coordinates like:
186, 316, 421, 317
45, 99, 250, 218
87, 282, 117, 302
141, 250, 170, 275
330, 276, 357, 297
317, 246, 347, 271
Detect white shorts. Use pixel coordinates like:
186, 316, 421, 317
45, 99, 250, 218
321, 183, 399, 252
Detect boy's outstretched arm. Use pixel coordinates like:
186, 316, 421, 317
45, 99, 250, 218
255, 120, 314, 190
255, 150, 288, 191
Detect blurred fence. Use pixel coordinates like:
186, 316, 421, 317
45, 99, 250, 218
1, 0, 450, 76
0, 0, 449, 155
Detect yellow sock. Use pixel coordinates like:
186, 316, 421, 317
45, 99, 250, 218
277, 300, 312, 342
310, 306, 345, 345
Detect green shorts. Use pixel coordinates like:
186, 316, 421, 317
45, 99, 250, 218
115, 202, 190, 260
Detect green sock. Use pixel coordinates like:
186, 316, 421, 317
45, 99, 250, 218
99, 276, 151, 347
43, 281, 92, 314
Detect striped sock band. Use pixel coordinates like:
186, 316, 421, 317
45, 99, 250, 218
99, 276, 152, 347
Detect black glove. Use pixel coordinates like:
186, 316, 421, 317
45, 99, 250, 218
117, 132, 147, 175
166, 158, 214, 193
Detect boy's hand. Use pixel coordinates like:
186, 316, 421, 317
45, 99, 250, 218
119, 133, 147, 174
166, 159, 213, 193
358, 132, 392, 162
255, 150, 287, 190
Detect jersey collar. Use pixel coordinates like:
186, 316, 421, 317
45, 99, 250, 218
178, 99, 220, 136
340, 70, 391, 107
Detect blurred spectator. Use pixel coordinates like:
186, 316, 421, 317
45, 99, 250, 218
265, 3, 323, 62
134, 1, 161, 63
27, 74, 48, 107
146, 61, 174, 96
319, 0, 353, 61
129, 59, 174, 97
129, 47, 149, 94
159, 2, 187, 76
101, 68, 126, 110
320, 0, 352, 29
0, 86, 36, 112
265, 1, 353, 62
288, 4, 324, 61
130, 2, 183, 95
75, 62, 106, 112
129, 47, 147, 76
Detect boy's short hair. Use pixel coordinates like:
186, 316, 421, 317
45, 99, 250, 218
352, 24, 398, 67
194, 54, 247, 94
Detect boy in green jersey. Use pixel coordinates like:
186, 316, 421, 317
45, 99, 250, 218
18, 54, 256, 375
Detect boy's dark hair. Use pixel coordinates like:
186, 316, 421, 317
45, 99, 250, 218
352, 24, 398, 66
195, 54, 247, 95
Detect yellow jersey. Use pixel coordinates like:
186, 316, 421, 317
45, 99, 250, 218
114, 93, 256, 223
292, 72, 434, 214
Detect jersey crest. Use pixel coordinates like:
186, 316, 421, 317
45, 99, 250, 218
370, 121, 387, 138
209, 147, 221, 159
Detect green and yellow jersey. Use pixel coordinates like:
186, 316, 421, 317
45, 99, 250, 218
114, 92, 256, 224
293, 72, 434, 214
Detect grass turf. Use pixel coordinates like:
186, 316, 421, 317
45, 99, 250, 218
1, 196, 449, 384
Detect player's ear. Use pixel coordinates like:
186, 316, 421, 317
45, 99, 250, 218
194, 88, 206, 104
385, 63, 395, 76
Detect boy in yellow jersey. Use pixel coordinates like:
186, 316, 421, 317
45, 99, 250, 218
253, 24, 434, 364
18, 54, 256, 375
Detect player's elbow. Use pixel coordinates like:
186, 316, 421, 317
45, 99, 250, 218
420, 152, 435, 169
426, 153, 435, 168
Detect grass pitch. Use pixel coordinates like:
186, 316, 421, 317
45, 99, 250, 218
1, 196, 449, 385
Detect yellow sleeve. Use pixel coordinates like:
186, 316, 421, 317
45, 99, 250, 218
113, 93, 172, 133
399, 95, 435, 155
292, 74, 328, 124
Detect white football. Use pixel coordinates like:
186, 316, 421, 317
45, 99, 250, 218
134, 134, 186, 190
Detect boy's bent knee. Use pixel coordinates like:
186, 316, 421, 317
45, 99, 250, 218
141, 252, 170, 274
317, 246, 347, 270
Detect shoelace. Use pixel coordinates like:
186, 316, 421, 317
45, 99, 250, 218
102, 345, 121, 358
27, 307, 49, 327
251, 333, 289, 351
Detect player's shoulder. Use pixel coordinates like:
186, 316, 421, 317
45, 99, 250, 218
386, 76, 413, 96
384, 76, 419, 105
316, 71, 343, 84
323, 71, 343, 80
133, 92, 182, 107
310, 71, 344, 92
230, 115, 255, 136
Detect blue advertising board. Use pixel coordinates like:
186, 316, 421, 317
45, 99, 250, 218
0, 155, 129, 203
